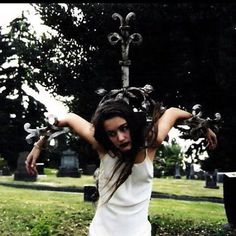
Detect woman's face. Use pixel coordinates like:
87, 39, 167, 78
104, 116, 132, 152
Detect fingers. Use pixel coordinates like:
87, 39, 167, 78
25, 157, 38, 175
205, 128, 217, 150
25, 147, 41, 175
206, 141, 214, 150
206, 136, 217, 150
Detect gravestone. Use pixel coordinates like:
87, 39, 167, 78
174, 163, 181, 179
84, 168, 100, 203
185, 163, 195, 179
1, 165, 11, 176
204, 169, 219, 189
57, 149, 81, 177
14, 151, 37, 181
84, 185, 98, 202
223, 173, 236, 230
36, 163, 45, 175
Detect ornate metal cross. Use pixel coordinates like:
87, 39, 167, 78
108, 12, 143, 87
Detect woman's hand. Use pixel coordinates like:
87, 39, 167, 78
25, 143, 43, 175
205, 128, 217, 150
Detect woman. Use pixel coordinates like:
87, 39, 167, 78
25, 99, 217, 236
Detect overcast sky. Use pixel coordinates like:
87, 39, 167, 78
0, 4, 33, 27
0, 3, 51, 36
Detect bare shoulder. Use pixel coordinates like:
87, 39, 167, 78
147, 147, 157, 161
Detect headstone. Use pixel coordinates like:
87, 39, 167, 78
57, 149, 81, 177
14, 151, 37, 181
84, 185, 98, 202
189, 163, 195, 179
174, 163, 181, 179
223, 174, 236, 230
185, 162, 195, 179
2, 165, 11, 176
204, 169, 219, 189
36, 163, 45, 175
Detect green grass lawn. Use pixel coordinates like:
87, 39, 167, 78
0, 185, 93, 235
149, 198, 225, 223
0, 171, 223, 199
152, 177, 223, 198
0, 171, 231, 235
0, 184, 228, 236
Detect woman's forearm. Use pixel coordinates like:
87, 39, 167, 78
34, 135, 47, 150
168, 107, 193, 121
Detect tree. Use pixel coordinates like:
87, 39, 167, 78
155, 139, 184, 176
31, 3, 234, 110
1, 3, 236, 170
33, 3, 236, 171
0, 15, 50, 168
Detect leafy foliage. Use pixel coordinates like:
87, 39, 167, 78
155, 139, 184, 176
150, 215, 230, 236
27, 3, 236, 171
0, 15, 46, 168
0, 3, 236, 170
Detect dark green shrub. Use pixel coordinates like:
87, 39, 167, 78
150, 215, 232, 236
31, 221, 51, 236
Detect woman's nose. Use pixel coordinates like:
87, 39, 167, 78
117, 131, 125, 141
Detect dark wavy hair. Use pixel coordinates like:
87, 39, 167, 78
91, 98, 164, 201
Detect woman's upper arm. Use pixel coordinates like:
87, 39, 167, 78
58, 113, 99, 148
156, 107, 192, 146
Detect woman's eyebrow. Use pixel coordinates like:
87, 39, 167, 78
106, 123, 128, 132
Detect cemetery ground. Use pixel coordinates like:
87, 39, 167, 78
0, 170, 234, 236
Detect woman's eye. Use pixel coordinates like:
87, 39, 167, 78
120, 125, 129, 132
107, 131, 116, 137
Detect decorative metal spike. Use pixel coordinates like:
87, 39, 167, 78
24, 114, 70, 150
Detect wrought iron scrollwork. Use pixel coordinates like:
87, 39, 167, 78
108, 12, 143, 87
96, 84, 156, 114
175, 104, 222, 141
24, 115, 70, 151
96, 86, 222, 141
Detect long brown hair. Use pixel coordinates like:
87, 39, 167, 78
91, 99, 164, 202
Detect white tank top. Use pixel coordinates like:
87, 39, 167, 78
89, 150, 153, 236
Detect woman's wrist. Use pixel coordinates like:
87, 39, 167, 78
34, 142, 42, 150
34, 136, 47, 150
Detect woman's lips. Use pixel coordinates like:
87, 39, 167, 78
119, 142, 130, 148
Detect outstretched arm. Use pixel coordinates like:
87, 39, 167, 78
25, 113, 102, 174
155, 107, 217, 148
